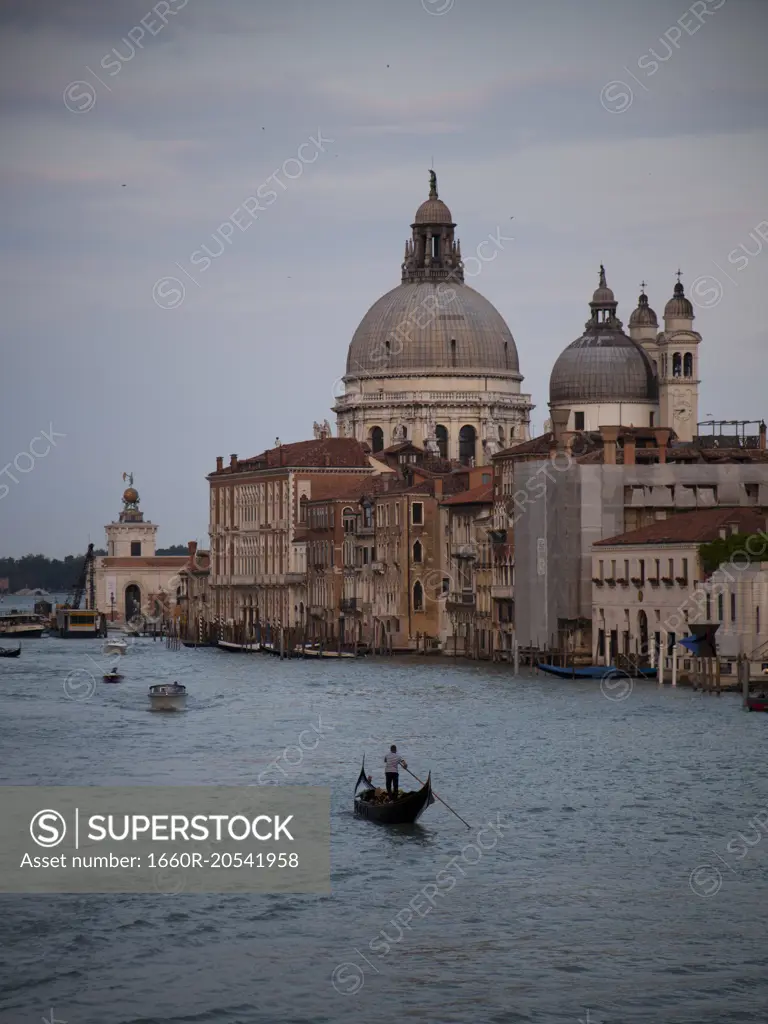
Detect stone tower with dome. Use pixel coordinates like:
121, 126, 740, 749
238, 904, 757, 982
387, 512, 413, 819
94, 475, 187, 623
548, 267, 700, 441
334, 173, 533, 465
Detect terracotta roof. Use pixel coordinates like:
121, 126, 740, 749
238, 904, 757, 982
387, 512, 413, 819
494, 433, 554, 458
595, 508, 768, 547
440, 482, 493, 506
216, 438, 371, 474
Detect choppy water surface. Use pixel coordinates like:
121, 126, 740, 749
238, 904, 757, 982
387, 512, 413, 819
1, 637, 767, 1023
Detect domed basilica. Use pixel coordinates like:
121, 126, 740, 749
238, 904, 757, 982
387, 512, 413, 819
334, 173, 533, 464
549, 267, 701, 442
334, 175, 702, 456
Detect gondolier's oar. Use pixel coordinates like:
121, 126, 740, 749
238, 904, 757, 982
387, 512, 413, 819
403, 767, 471, 829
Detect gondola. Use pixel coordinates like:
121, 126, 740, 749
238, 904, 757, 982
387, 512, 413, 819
353, 758, 434, 825
0, 645, 21, 658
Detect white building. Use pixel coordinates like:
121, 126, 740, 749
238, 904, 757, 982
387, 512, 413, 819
334, 172, 533, 465
591, 507, 768, 665
94, 478, 187, 623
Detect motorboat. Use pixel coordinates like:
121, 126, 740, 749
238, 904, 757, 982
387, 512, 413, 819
104, 638, 128, 655
103, 670, 123, 683
148, 681, 187, 711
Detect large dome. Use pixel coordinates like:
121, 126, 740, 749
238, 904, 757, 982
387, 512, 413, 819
346, 281, 521, 377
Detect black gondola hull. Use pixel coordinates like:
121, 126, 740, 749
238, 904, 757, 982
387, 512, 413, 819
353, 760, 433, 825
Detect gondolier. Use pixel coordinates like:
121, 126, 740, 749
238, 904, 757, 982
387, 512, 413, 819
384, 745, 407, 799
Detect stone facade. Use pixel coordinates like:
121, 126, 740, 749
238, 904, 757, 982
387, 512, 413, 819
93, 479, 187, 623
206, 439, 374, 632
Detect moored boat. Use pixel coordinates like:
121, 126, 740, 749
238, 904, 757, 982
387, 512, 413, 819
0, 644, 21, 658
148, 681, 187, 711
745, 693, 768, 712
538, 663, 620, 679
0, 611, 46, 639
353, 759, 434, 825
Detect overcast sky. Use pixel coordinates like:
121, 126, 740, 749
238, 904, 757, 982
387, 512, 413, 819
1, 0, 766, 557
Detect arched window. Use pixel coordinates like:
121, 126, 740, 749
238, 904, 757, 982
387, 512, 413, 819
413, 540, 423, 564
450, 339, 457, 367
413, 580, 424, 611
673, 353, 682, 377
459, 424, 476, 465
498, 425, 505, 443
342, 507, 355, 533
370, 426, 384, 453
435, 424, 448, 459
504, 342, 509, 368
684, 353, 693, 377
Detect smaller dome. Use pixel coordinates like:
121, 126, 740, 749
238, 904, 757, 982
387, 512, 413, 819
664, 280, 694, 319
414, 197, 453, 225
590, 265, 616, 307
629, 290, 658, 327
123, 487, 139, 504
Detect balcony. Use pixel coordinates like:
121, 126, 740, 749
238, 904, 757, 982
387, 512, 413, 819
452, 543, 477, 560
491, 584, 513, 600
371, 561, 385, 573
446, 591, 476, 611
340, 598, 359, 613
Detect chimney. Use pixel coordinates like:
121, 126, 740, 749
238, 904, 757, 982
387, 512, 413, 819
550, 408, 571, 456
624, 432, 636, 466
601, 425, 620, 466
654, 428, 672, 465
760, 421, 766, 450
230, 454, 238, 470
434, 477, 443, 499
216, 456, 223, 472
187, 540, 198, 564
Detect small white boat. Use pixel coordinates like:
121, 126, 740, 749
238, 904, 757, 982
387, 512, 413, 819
104, 639, 128, 655
148, 682, 187, 711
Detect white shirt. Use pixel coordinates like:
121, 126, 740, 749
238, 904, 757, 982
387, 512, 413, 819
384, 751, 404, 773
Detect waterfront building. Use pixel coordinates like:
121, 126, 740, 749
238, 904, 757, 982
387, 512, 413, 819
509, 422, 768, 654
549, 269, 701, 442
691, 562, 768, 672
334, 172, 533, 463
442, 482, 495, 658
93, 478, 187, 623
206, 437, 374, 631
177, 541, 211, 639
298, 481, 375, 645
371, 480, 447, 651
591, 507, 767, 665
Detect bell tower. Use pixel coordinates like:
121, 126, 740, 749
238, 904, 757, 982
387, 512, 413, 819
657, 272, 701, 442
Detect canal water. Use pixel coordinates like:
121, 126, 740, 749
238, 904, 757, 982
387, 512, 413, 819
1, 637, 767, 1024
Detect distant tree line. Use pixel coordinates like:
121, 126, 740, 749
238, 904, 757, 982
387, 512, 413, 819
0, 545, 188, 592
